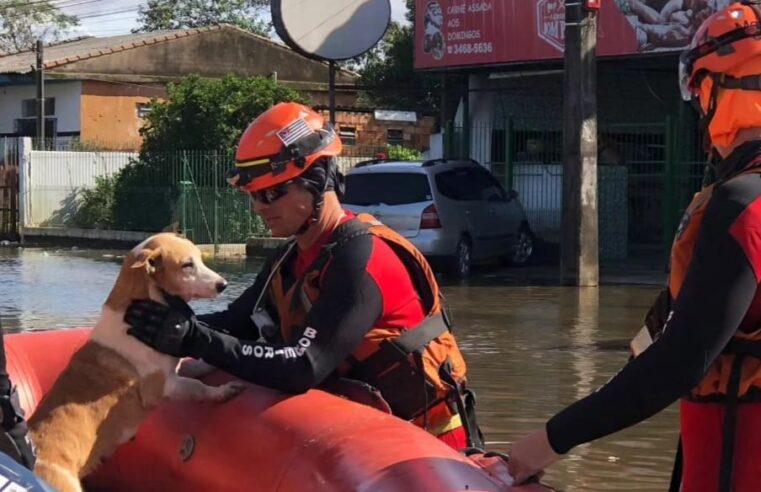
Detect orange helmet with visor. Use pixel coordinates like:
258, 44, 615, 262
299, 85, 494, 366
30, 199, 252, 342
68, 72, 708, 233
679, 1, 761, 103
678, 1, 761, 148
226, 102, 342, 193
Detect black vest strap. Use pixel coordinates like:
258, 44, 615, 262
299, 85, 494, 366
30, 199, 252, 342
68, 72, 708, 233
723, 337, 761, 359
697, 336, 761, 491
287, 219, 372, 313
718, 353, 746, 492
350, 314, 449, 380
392, 315, 449, 354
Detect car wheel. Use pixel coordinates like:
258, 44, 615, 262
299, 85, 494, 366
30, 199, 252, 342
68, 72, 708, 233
509, 224, 534, 266
450, 237, 472, 278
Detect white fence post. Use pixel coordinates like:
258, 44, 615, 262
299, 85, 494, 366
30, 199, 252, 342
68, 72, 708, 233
18, 137, 33, 230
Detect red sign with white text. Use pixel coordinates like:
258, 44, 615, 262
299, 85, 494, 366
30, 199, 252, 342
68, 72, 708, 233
415, 0, 723, 69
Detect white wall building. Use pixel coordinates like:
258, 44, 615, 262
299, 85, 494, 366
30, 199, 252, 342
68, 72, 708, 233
0, 81, 81, 138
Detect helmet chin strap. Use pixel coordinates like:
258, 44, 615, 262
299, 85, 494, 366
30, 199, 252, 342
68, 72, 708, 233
694, 82, 720, 186
293, 197, 321, 237
292, 159, 333, 237
292, 177, 327, 237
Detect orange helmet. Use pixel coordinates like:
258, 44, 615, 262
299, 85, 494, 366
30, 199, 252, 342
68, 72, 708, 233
679, 1, 761, 147
226, 102, 342, 193
680, 2, 761, 101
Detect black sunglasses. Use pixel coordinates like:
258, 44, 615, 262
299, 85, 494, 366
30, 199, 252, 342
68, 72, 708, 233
249, 181, 294, 205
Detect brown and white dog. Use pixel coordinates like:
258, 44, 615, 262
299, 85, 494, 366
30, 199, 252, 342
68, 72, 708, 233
28, 233, 244, 492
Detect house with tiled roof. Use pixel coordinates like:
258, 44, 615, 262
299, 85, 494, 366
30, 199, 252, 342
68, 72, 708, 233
0, 25, 358, 149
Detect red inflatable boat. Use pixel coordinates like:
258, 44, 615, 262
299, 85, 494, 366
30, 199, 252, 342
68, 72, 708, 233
5, 328, 555, 492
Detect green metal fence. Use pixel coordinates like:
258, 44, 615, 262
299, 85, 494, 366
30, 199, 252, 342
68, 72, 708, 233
67, 144, 390, 246
29, 121, 705, 261
175, 152, 263, 245
444, 117, 705, 262
101, 151, 265, 245
147, 148, 387, 244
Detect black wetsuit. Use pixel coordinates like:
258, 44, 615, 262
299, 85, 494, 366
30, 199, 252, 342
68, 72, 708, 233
189, 216, 428, 394
547, 142, 761, 454
0, 320, 35, 469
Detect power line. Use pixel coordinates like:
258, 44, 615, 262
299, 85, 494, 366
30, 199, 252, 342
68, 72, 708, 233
0, 0, 91, 10
1, 1, 141, 22
81, 16, 139, 26
80, 28, 138, 34
76, 6, 139, 20
73, 13, 140, 26
63, 0, 143, 15
53, 0, 104, 11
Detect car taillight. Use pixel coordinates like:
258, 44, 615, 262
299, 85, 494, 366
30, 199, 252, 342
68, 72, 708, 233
420, 204, 442, 229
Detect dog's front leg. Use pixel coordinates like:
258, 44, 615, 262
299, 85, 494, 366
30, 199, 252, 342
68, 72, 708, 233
165, 376, 245, 403
176, 358, 217, 379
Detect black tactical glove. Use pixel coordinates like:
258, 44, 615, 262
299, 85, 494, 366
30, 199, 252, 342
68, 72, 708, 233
0, 319, 35, 470
124, 296, 208, 358
0, 388, 36, 470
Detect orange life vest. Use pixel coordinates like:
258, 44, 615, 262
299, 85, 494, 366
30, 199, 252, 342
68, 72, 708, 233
666, 165, 761, 492
265, 214, 470, 432
669, 170, 761, 402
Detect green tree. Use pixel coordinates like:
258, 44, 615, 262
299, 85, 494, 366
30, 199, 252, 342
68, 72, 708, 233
134, 0, 270, 36
73, 175, 116, 229
139, 74, 307, 158
109, 74, 307, 232
0, 0, 78, 54
386, 144, 422, 160
356, 1, 448, 113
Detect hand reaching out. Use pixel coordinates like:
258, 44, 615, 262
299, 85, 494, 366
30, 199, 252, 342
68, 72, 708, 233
508, 428, 562, 485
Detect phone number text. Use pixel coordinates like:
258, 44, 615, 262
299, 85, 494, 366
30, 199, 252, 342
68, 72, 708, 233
447, 42, 494, 55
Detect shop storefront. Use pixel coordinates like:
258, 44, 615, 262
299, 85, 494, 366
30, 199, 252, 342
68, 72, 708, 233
413, 0, 720, 258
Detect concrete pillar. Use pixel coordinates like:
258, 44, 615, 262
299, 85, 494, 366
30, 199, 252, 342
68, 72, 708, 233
468, 74, 497, 168
561, 3, 599, 286
18, 137, 33, 233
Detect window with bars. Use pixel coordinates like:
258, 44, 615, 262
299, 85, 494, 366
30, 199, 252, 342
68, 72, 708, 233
386, 129, 404, 145
136, 103, 152, 118
21, 98, 55, 117
339, 126, 356, 145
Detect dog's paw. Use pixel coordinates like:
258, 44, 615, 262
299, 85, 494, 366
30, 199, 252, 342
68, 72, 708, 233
212, 381, 246, 402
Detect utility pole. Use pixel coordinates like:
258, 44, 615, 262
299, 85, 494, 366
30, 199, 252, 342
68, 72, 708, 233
462, 74, 470, 158
440, 73, 447, 135
328, 61, 336, 125
561, 1, 599, 286
35, 39, 45, 145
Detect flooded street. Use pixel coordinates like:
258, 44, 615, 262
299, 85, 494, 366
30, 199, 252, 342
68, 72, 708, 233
447, 284, 677, 491
0, 246, 677, 491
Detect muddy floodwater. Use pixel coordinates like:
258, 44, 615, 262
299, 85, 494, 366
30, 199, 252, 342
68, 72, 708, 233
0, 247, 676, 491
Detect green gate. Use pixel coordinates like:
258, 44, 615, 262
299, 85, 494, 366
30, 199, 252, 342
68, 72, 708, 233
443, 116, 705, 263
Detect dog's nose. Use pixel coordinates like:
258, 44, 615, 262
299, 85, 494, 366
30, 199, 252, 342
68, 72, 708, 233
216, 280, 228, 293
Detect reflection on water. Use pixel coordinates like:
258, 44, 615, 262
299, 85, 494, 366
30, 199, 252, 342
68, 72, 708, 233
0, 246, 677, 491
446, 284, 678, 491
0, 247, 259, 332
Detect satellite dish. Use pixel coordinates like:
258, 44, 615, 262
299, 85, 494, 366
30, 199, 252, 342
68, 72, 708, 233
272, 0, 391, 61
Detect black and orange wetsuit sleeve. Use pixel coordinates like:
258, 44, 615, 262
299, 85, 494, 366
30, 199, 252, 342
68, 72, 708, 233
546, 174, 761, 454
190, 234, 384, 393
194, 249, 282, 339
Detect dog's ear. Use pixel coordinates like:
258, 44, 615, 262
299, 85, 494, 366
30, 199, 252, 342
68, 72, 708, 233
131, 247, 163, 274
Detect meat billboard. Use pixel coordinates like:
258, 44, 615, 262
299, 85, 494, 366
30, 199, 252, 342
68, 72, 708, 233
415, 0, 730, 69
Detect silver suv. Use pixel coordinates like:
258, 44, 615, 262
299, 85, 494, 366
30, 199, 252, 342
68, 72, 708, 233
342, 158, 534, 278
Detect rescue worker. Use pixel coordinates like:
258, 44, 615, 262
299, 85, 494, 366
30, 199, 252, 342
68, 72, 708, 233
123, 102, 481, 450
509, 2, 761, 491
0, 320, 55, 490
0, 320, 35, 470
